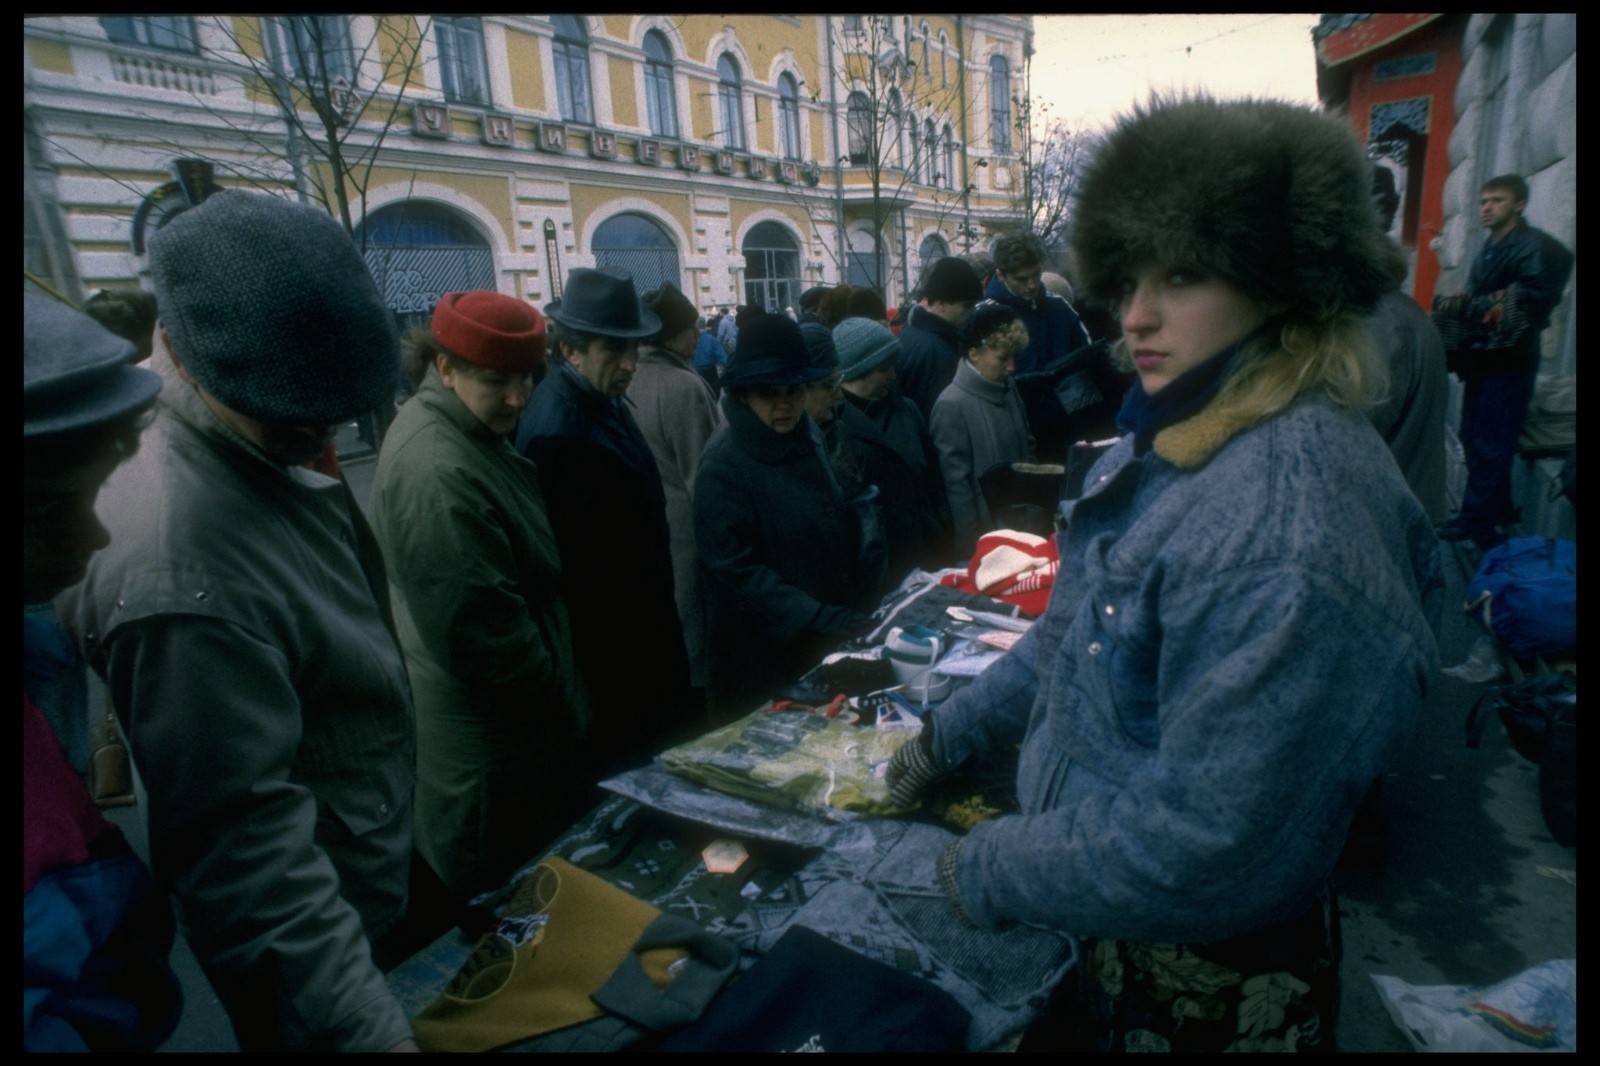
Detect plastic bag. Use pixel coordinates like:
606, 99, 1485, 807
1371, 959, 1576, 1051
657, 707, 915, 820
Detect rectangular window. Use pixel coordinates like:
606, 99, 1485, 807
436, 16, 489, 105
553, 40, 592, 124
270, 16, 355, 86
101, 16, 197, 53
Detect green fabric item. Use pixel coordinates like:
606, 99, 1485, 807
659, 707, 916, 818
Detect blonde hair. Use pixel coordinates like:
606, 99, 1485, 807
1113, 311, 1385, 425
967, 317, 1029, 360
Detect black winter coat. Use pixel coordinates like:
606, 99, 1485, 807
837, 391, 954, 583
516, 359, 694, 774
896, 305, 963, 421
693, 398, 879, 719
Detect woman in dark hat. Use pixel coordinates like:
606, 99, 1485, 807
368, 291, 587, 900
693, 314, 885, 721
888, 96, 1442, 1052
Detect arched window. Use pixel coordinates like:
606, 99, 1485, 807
592, 212, 681, 293
717, 53, 744, 150
778, 73, 801, 160
552, 16, 592, 125
939, 32, 949, 87
642, 30, 677, 138
942, 124, 956, 191
924, 118, 939, 186
356, 201, 495, 324
846, 90, 873, 164
919, 21, 930, 74
742, 221, 801, 312
990, 55, 1012, 153
886, 88, 904, 170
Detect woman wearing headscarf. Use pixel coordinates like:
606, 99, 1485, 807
368, 291, 588, 900
889, 97, 1442, 1052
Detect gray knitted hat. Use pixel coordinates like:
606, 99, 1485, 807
831, 317, 899, 381
148, 190, 399, 425
25, 291, 162, 439
1073, 95, 1391, 325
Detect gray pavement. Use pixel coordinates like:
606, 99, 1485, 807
130, 447, 1575, 1052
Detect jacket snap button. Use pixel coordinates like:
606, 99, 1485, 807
1104, 603, 1116, 616
1088, 641, 1102, 655
379, 802, 390, 815
194, 590, 209, 602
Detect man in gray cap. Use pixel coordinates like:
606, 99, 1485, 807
56, 191, 422, 1052
25, 292, 179, 1051
515, 268, 696, 777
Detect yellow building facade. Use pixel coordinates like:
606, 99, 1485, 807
24, 15, 1032, 318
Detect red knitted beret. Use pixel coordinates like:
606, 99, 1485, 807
432, 290, 547, 373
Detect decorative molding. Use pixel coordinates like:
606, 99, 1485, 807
637, 138, 661, 166
678, 144, 701, 171
777, 161, 798, 184
591, 129, 618, 159
414, 102, 450, 140
537, 122, 567, 153
714, 149, 736, 175
481, 113, 515, 147
748, 156, 768, 181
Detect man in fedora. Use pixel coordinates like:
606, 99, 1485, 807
516, 268, 696, 777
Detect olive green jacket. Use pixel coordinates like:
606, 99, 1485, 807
369, 370, 589, 898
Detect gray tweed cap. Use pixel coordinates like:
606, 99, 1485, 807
148, 190, 399, 425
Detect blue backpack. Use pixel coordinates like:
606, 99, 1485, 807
1466, 537, 1577, 660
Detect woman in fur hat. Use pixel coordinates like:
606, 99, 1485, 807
888, 96, 1443, 1051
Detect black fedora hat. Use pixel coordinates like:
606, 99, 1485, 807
544, 267, 661, 339
721, 313, 833, 388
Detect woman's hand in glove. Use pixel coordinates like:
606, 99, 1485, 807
886, 717, 948, 809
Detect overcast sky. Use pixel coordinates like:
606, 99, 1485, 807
1029, 14, 1322, 135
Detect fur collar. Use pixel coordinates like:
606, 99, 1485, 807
1150, 349, 1302, 470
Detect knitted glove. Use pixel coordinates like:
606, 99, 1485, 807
885, 718, 947, 809
936, 838, 979, 927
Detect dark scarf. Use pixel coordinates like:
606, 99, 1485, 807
1116, 326, 1271, 456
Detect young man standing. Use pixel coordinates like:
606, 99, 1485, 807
897, 257, 983, 420
982, 232, 1090, 377
1437, 175, 1574, 548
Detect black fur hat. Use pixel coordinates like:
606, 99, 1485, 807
1073, 96, 1391, 325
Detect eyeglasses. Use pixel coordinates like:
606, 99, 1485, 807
751, 384, 805, 402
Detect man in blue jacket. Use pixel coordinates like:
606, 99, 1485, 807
984, 232, 1091, 377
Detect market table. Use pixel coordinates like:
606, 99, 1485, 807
386, 573, 1077, 1051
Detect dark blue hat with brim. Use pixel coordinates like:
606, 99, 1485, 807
25, 291, 162, 438
721, 314, 834, 388
545, 267, 661, 338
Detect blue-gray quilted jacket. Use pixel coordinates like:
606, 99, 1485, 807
931, 389, 1442, 944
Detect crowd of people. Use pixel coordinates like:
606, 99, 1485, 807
24, 93, 1571, 1053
